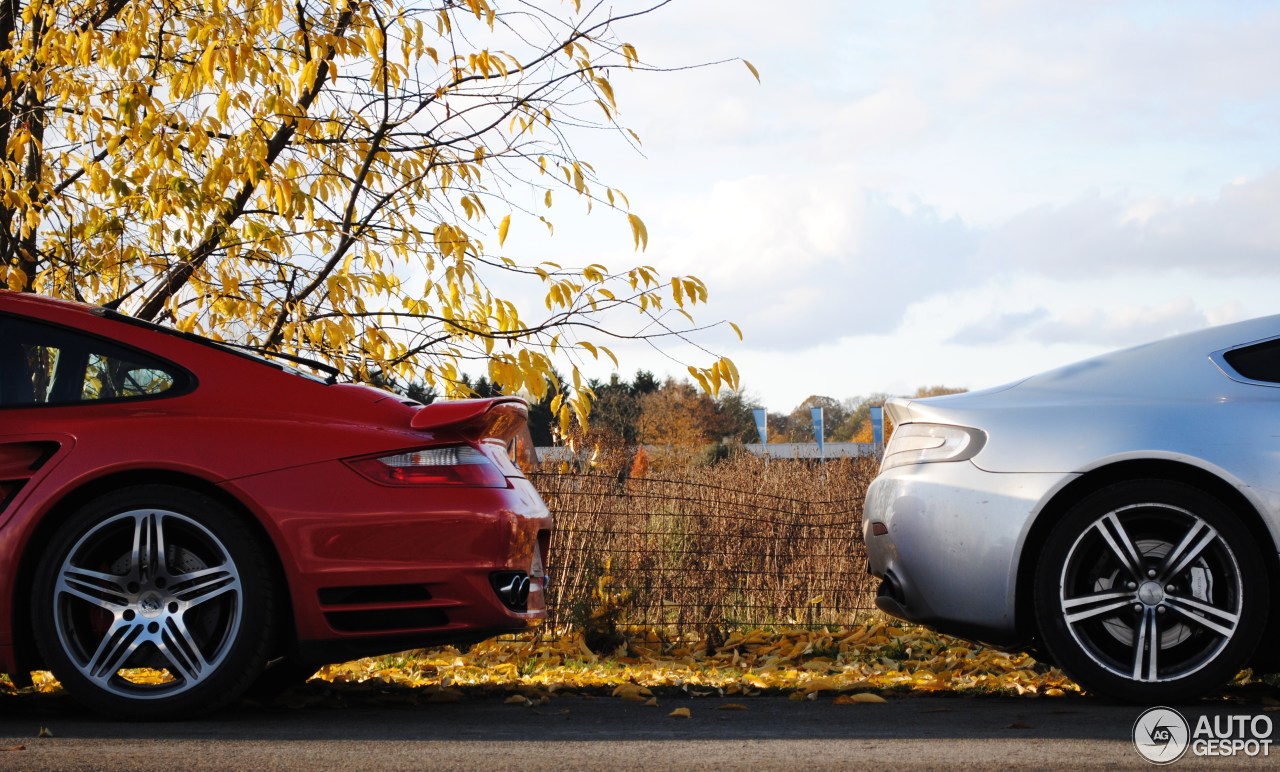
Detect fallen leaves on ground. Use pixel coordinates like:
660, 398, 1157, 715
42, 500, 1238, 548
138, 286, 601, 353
309, 621, 1082, 702
6, 621, 1089, 705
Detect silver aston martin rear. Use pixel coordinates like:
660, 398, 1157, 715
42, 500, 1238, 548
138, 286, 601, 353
863, 315, 1280, 702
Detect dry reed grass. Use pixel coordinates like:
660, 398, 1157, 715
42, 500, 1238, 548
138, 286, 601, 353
530, 448, 881, 635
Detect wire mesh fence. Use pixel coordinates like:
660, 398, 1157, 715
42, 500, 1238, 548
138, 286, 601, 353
530, 451, 882, 633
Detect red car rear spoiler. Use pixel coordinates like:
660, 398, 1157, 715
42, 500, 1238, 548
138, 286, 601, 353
409, 397, 530, 442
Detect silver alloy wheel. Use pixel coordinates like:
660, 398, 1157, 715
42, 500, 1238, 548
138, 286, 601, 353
51, 508, 243, 699
1058, 502, 1243, 683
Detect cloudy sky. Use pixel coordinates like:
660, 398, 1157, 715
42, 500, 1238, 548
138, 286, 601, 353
506, 0, 1280, 411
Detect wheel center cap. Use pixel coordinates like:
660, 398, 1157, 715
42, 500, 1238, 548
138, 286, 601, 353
1137, 581, 1165, 606
139, 593, 165, 618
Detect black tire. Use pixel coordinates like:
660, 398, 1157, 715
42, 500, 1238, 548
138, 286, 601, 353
1034, 480, 1268, 702
32, 485, 275, 719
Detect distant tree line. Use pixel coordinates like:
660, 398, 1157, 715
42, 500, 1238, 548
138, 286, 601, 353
767, 385, 967, 445
392, 373, 965, 449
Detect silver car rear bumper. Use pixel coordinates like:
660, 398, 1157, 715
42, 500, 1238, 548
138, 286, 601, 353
863, 461, 1076, 644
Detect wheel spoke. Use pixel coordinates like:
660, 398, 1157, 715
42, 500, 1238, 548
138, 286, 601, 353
171, 566, 239, 609
129, 512, 168, 582
1158, 518, 1217, 582
85, 619, 144, 681
156, 618, 212, 684
1132, 608, 1160, 681
1096, 512, 1145, 580
151, 513, 170, 575
1062, 590, 1134, 624
58, 566, 130, 610
1165, 594, 1240, 638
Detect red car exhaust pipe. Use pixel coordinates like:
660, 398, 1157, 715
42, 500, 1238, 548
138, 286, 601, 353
494, 573, 531, 611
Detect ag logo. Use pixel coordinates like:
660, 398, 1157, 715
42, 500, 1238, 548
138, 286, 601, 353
1133, 707, 1190, 764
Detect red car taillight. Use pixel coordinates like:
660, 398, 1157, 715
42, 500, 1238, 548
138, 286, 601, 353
345, 446, 509, 487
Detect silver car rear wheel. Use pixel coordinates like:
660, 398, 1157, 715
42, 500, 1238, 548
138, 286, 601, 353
1035, 481, 1267, 702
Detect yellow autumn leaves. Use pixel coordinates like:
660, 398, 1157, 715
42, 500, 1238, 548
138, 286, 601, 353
307, 621, 1081, 701
2, 622, 1097, 707
2, 0, 745, 433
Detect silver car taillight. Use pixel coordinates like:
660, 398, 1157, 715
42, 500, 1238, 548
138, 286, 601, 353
880, 423, 986, 472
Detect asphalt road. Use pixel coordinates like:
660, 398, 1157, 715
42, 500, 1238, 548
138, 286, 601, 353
2, 687, 1277, 770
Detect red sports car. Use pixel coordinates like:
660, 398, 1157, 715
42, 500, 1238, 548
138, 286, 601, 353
0, 291, 552, 718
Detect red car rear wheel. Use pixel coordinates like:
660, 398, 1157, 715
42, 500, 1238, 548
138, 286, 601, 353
32, 485, 276, 719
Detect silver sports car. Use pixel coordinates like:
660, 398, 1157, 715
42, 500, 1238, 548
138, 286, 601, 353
863, 316, 1280, 701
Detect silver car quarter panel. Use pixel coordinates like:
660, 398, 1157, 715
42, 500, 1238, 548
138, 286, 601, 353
864, 461, 1076, 641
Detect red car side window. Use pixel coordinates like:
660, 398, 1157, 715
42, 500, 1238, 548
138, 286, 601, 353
0, 315, 188, 407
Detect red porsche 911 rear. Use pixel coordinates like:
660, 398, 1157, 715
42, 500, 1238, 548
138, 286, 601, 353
0, 291, 553, 719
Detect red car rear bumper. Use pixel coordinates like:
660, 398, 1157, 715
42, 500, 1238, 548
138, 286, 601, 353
222, 461, 552, 662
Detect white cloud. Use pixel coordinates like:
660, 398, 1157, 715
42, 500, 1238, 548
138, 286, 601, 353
945, 292, 1263, 350
818, 79, 936, 155
633, 164, 1280, 360
646, 176, 977, 348
948, 308, 1052, 346
979, 171, 1280, 277
485, 1, 1280, 411
1030, 298, 1210, 348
